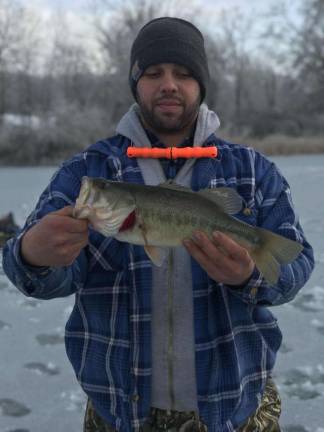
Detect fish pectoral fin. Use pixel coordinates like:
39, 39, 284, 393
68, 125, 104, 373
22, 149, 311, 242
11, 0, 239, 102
250, 249, 280, 286
198, 187, 243, 214
144, 245, 167, 267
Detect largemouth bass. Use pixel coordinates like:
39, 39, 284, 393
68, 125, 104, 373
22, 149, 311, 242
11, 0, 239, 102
73, 176, 303, 285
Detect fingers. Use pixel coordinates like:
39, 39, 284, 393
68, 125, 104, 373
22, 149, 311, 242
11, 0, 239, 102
185, 231, 228, 265
212, 231, 250, 262
20, 206, 89, 268
54, 206, 74, 216
183, 233, 229, 280
190, 231, 249, 262
183, 230, 255, 285
49, 206, 89, 234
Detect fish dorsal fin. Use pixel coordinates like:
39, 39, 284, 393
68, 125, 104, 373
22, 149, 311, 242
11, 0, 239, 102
198, 187, 242, 214
159, 182, 242, 214
158, 181, 191, 192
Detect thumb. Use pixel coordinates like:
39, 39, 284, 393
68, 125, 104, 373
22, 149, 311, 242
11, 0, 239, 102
53, 206, 75, 217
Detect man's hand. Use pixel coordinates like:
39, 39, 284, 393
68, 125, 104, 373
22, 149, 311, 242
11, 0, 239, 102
183, 231, 255, 286
21, 206, 89, 268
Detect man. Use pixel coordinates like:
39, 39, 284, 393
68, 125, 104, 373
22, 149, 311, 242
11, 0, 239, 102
2, 17, 314, 432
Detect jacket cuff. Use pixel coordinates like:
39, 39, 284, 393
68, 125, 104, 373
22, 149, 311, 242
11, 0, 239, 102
226, 267, 265, 304
13, 231, 54, 278
7, 232, 59, 296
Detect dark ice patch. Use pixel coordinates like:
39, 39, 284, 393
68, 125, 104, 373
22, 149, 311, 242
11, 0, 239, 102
0, 280, 8, 291
20, 299, 41, 309
284, 367, 324, 386
280, 367, 324, 400
0, 399, 31, 417
291, 293, 319, 312
0, 320, 11, 330
283, 369, 310, 386
35, 333, 65, 346
6, 429, 30, 432
24, 362, 60, 376
316, 325, 324, 335
286, 387, 321, 400
291, 286, 324, 312
282, 426, 309, 432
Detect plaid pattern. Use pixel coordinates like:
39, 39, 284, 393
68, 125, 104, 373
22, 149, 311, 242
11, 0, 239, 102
2, 129, 314, 431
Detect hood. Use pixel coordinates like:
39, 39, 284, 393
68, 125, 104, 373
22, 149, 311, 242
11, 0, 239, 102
116, 103, 220, 149
88, 103, 220, 156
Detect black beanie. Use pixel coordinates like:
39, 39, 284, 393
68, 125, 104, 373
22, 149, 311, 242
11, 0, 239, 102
129, 17, 210, 101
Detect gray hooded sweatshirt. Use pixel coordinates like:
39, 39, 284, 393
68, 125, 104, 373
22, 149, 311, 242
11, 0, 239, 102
116, 103, 220, 411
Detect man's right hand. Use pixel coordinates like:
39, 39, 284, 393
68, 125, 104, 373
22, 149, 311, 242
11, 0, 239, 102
21, 206, 89, 268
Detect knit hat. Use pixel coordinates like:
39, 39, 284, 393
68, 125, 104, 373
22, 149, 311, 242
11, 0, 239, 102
129, 17, 210, 101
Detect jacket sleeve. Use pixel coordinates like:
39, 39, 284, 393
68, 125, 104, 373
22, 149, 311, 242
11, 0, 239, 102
2, 162, 88, 300
227, 155, 314, 306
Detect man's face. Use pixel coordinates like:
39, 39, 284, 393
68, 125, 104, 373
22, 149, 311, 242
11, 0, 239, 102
136, 63, 201, 134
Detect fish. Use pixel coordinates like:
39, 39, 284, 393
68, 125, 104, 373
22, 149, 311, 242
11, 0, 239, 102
73, 176, 303, 285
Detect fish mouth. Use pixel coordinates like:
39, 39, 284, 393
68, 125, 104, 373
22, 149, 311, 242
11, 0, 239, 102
73, 177, 93, 218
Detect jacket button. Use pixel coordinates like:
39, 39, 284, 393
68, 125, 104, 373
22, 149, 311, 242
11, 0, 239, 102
132, 394, 140, 402
251, 287, 258, 297
243, 207, 252, 216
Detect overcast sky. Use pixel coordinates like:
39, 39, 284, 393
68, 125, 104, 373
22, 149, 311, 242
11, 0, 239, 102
19, 0, 301, 73
23, 0, 301, 32
25, 0, 283, 13
22, 0, 301, 30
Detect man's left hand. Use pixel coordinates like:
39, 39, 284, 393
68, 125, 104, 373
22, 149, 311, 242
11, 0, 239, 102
183, 231, 255, 286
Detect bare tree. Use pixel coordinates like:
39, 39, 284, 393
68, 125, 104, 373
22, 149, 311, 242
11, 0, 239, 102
204, 33, 227, 115
293, 0, 324, 112
0, 0, 41, 120
0, 0, 23, 117
41, 11, 95, 111
259, 0, 324, 134
212, 9, 258, 132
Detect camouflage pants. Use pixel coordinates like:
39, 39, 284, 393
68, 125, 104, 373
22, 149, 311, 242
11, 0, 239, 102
83, 378, 281, 432
237, 378, 281, 432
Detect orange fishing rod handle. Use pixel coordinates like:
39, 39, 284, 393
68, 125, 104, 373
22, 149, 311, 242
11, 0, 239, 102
127, 146, 217, 159
127, 147, 170, 158
172, 147, 217, 159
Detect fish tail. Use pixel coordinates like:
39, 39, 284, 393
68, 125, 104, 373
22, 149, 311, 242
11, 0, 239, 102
250, 228, 303, 285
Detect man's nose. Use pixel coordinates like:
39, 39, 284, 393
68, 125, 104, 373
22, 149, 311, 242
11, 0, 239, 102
160, 73, 178, 93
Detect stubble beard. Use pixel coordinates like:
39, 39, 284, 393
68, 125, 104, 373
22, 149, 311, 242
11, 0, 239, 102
138, 94, 201, 135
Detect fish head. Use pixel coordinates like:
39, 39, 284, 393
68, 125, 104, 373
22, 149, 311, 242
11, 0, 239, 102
74, 177, 136, 237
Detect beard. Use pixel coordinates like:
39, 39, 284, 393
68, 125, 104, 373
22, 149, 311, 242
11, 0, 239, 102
137, 93, 200, 134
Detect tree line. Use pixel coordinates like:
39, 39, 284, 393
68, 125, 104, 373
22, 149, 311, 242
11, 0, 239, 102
0, 0, 323, 165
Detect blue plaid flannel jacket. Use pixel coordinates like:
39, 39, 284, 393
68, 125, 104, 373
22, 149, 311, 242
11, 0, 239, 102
2, 134, 314, 431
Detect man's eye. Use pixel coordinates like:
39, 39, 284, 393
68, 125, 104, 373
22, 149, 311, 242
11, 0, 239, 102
145, 72, 160, 78
177, 72, 191, 78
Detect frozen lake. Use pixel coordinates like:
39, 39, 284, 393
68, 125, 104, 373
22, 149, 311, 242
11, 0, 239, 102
0, 154, 324, 432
